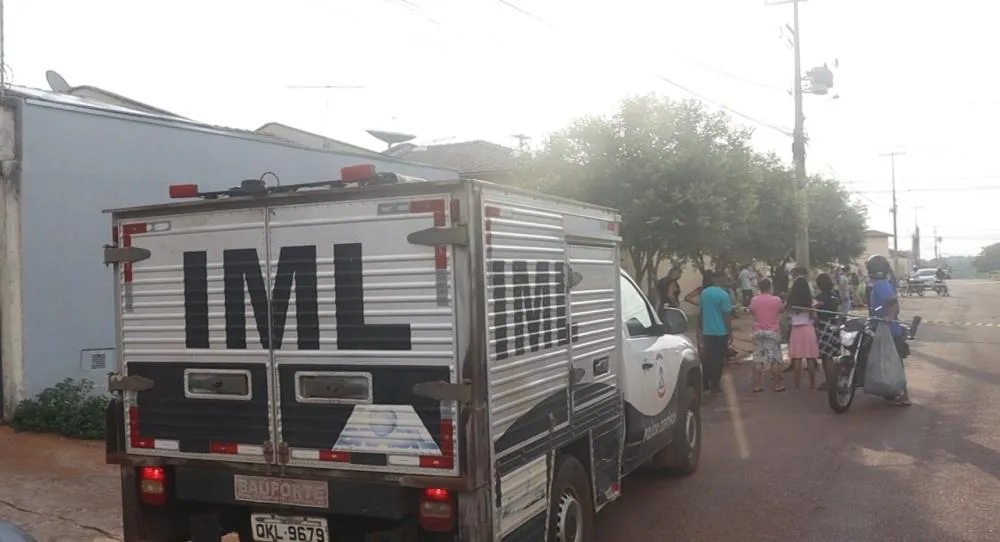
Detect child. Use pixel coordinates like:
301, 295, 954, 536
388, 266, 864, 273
786, 275, 820, 390
749, 278, 785, 392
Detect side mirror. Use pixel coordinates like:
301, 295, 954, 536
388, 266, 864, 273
662, 308, 688, 335
625, 317, 647, 336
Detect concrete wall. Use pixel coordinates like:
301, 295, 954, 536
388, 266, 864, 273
17, 98, 456, 397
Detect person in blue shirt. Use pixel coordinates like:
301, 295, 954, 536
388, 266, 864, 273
700, 271, 733, 394
866, 255, 911, 406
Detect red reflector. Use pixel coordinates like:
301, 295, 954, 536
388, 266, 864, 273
341, 164, 376, 183
439, 419, 454, 456
318, 450, 351, 462
484, 206, 500, 218
209, 442, 239, 454
435, 246, 448, 270
122, 223, 148, 236
411, 199, 446, 226
130, 436, 154, 449
608, 221, 619, 233
168, 184, 199, 198
128, 407, 153, 448
140, 466, 166, 481
419, 455, 454, 469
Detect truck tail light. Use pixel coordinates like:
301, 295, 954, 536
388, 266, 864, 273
419, 488, 455, 532
138, 466, 167, 506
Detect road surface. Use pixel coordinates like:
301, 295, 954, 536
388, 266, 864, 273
1, 280, 998, 541
596, 279, 1000, 541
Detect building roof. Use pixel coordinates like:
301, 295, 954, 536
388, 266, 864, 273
9, 84, 456, 171
254, 122, 389, 159
65, 85, 185, 118
389, 140, 518, 175
864, 229, 892, 237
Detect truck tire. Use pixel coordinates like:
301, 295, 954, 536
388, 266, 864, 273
547, 455, 595, 542
649, 384, 701, 476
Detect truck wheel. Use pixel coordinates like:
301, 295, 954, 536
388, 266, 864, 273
548, 455, 595, 542
650, 384, 701, 476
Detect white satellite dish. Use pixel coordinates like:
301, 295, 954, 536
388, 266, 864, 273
45, 70, 71, 92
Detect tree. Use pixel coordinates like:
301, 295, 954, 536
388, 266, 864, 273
517, 93, 868, 288
518, 94, 760, 291
973, 243, 1000, 273
804, 177, 868, 267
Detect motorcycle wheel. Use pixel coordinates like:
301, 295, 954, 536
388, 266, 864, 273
828, 366, 856, 414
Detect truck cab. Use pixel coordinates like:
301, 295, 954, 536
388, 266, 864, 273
102, 167, 700, 542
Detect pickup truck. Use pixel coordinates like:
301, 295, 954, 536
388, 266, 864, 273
102, 166, 702, 542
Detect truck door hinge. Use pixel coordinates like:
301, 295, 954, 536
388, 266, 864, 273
262, 441, 275, 464
277, 442, 290, 465
103, 245, 152, 266
407, 226, 469, 247
413, 380, 472, 403
108, 373, 154, 392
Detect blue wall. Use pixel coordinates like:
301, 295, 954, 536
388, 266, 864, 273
18, 100, 455, 396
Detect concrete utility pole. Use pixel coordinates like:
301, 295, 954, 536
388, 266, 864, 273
878, 151, 906, 254
768, 0, 809, 268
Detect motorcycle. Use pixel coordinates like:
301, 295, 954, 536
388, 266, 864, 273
933, 279, 950, 297
898, 278, 924, 297
827, 315, 917, 414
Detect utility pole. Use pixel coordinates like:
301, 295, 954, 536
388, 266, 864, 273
878, 151, 905, 254
768, 0, 809, 268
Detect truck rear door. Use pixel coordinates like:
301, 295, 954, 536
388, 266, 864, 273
117, 192, 461, 477
270, 195, 459, 476
118, 207, 272, 463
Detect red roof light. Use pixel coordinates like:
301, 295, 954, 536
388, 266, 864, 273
169, 184, 199, 198
341, 164, 376, 184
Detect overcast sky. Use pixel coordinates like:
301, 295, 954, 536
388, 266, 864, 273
7, 0, 999, 256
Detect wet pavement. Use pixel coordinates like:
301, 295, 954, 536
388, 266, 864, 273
2, 280, 999, 541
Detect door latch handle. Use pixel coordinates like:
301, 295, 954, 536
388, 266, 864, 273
642, 362, 654, 370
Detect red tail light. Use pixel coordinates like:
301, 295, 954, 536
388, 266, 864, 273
419, 488, 454, 532
139, 466, 167, 506
168, 184, 199, 198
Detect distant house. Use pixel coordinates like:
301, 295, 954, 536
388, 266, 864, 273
388, 140, 519, 184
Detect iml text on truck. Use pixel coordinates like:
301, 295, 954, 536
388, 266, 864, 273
102, 165, 703, 541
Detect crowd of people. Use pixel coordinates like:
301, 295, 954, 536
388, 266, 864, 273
653, 257, 911, 405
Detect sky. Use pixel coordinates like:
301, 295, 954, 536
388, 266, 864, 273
6, 0, 1000, 256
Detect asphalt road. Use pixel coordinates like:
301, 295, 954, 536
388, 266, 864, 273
596, 279, 1000, 542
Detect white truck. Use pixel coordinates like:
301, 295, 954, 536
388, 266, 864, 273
102, 166, 702, 542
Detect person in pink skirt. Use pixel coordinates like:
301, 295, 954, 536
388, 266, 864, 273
785, 275, 820, 390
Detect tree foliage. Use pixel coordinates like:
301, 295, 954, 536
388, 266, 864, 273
973, 243, 1000, 273
517, 94, 867, 286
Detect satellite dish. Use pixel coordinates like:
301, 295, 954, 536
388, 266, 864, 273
366, 129, 417, 150
45, 70, 71, 92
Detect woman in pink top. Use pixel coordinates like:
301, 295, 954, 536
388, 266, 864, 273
749, 278, 785, 392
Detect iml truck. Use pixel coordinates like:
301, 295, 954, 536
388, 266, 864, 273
102, 165, 702, 542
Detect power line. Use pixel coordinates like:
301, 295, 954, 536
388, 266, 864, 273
685, 61, 789, 94
491, 0, 793, 136
855, 185, 1000, 194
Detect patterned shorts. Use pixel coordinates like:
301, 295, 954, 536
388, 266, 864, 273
752, 330, 783, 365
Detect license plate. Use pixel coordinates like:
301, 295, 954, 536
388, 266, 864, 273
234, 475, 329, 508
251, 514, 328, 542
